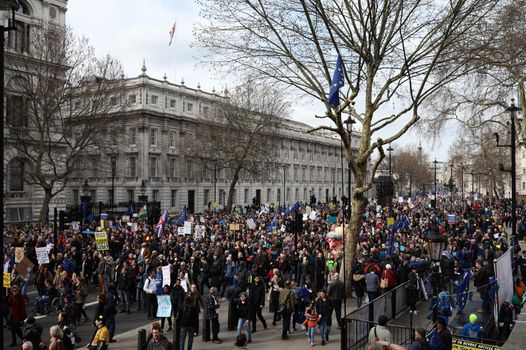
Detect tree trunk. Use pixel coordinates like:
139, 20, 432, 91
343, 161, 368, 297
39, 189, 53, 223
226, 168, 241, 213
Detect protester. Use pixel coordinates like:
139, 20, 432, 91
315, 289, 332, 345
368, 315, 392, 350
22, 317, 43, 350
327, 273, 344, 328
460, 314, 482, 340
47, 326, 66, 350
248, 275, 267, 332
279, 280, 296, 340
88, 315, 109, 350
179, 296, 199, 350
7, 285, 26, 347
146, 322, 171, 350
303, 301, 318, 347
205, 287, 222, 344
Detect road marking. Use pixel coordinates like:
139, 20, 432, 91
33, 300, 99, 320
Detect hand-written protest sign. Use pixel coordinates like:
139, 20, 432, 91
246, 218, 256, 230
15, 247, 24, 263
387, 217, 395, 226
3, 272, 10, 288
95, 231, 109, 250
15, 257, 34, 278
184, 221, 192, 235
229, 223, 241, 231
177, 227, 185, 236
35, 247, 50, 265
156, 295, 172, 318
195, 225, 206, 239
161, 265, 171, 288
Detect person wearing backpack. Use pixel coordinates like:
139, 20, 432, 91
57, 312, 79, 350
278, 280, 296, 340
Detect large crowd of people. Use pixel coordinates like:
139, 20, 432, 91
3, 194, 526, 350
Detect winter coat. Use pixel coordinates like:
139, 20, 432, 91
205, 294, 220, 319
146, 335, 171, 350
23, 323, 43, 350
328, 279, 345, 300
74, 282, 89, 304
248, 282, 266, 308
179, 304, 199, 330
7, 292, 26, 325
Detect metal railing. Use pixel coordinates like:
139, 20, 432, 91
342, 318, 413, 350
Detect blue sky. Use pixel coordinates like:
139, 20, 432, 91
67, 0, 453, 161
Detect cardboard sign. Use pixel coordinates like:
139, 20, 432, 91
95, 231, 109, 250
246, 218, 256, 230
161, 265, 171, 288
177, 227, 185, 236
15, 247, 24, 263
156, 295, 172, 318
195, 225, 206, 239
15, 257, 34, 278
229, 223, 240, 231
184, 221, 192, 235
3, 272, 10, 288
35, 247, 50, 265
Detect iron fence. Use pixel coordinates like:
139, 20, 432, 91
342, 318, 413, 350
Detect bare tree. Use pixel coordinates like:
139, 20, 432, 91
5, 26, 126, 222
196, 0, 499, 287
390, 145, 432, 196
423, 0, 526, 140
193, 80, 288, 212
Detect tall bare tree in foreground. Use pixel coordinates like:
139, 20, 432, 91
196, 0, 500, 288
5, 26, 126, 222
194, 80, 287, 213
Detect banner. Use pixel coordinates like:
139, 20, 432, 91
35, 247, 50, 265
156, 295, 172, 318
195, 225, 206, 239
161, 265, 171, 288
3, 272, 10, 288
184, 221, 192, 235
15, 247, 24, 263
494, 249, 513, 317
95, 231, 109, 250
452, 337, 501, 350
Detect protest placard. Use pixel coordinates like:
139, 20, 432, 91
178, 227, 185, 236
3, 272, 10, 288
95, 231, 109, 250
195, 225, 206, 239
15, 257, 34, 278
229, 223, 240, 231
309, 211, 317, 220
246, 218, 256, 230
35, 247, 50, 265
15, 247, 24, 263
184, 221, 192, 235
161, 265, 171, 288
156, 295, 172, 318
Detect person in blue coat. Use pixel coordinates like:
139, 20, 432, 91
460, 314, 482, 340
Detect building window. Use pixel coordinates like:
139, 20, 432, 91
170, 132, 176, 148
151, 95, 158, 105
303, 188, 307, 200
295, 188, 299, 201
171, 190, 177, 207
8, 21, 30, 53
129, 128, 136, 145
204, 189, 210, 205
127, 189, 134, 202
523, 182, 526, 190
286, 188, 290, 202
149, 157, 158, 177
169, 159, 176, 178
6, 95, 28, 127
170, 99, 176, 108
108, 189, 114, 204
203, 106, 210, 117
244, 189, 249, 204
129, 156, 137, 177
73, 189, 79, 205
49, 6, 57, 20
152, 189, 159, 201
129, 94, 136, 104
267, 189, 271, 203
89, 190, 97, 203
150, 128, 158, 146
277, 189, 281, 203
187, 103, 193, 112
186, 161, 193, 178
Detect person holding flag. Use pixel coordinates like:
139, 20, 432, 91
156, 209, 169, 238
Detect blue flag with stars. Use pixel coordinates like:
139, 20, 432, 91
328, 55, 344, 105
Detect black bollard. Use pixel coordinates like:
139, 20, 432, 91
137, 328, 146, 350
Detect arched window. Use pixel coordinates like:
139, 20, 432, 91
9, 159, 25, 191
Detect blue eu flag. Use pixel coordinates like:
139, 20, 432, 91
328, 55, 344, 105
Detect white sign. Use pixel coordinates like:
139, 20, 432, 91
195, 225, 206, 239
305, 205, 312, 215
177, 227, 185, 236
161, 265, 171, 288
71, 222, 79, 232
184, 221, 192, 235
280, 224, 286, 232
398, 196, 404, 203
246, 218, 256, 230
309, 211, 317, 220
121, 215, 130, 222
35, 247, 50, 265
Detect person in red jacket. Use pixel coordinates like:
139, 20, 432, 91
381, 264, 397, 293
8, 285, 27, 347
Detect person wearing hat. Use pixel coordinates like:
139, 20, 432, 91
429, 317, 452, 350
460, 313, 482, 340
88, 315, 109, 350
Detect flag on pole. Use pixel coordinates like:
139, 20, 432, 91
267, 211, 279, 233
328, 55, 344, 105
176, 205, 188, 225
138, 205, 148, 217
169, 21, 176, 46
156, 208, 169, 237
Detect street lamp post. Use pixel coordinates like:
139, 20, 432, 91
80, 179, 91, 224
343, 117, 355, 218
110, 155, 116, 217
282, 164, 287, 208
1, 0, 20, 329
471, 171, 475, 194
387, 145, 394, 202
449, 163, 454, 200
433, 159, 438, 209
